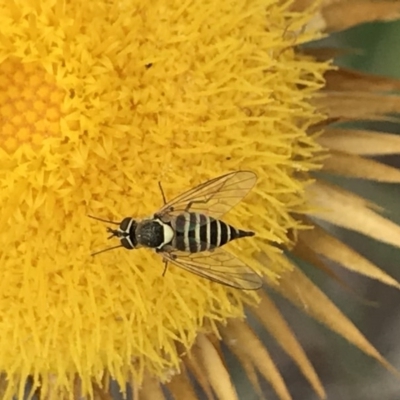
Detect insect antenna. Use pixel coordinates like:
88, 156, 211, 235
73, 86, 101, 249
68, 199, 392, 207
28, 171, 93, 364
158, 181, 167, 205
89, 219, 123, 256
87, 215, 120, 225
106, 226, 120, 239
91, 245, 123, 257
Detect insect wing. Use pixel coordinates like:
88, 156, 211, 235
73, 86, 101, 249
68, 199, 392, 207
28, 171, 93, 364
157, 171, 257, 220
162, 247, 262, 290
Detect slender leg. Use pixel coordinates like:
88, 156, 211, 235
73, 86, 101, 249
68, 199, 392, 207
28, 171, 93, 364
156, 249, 170, 277
158, 181, 167, 205
162, 260, 169, 276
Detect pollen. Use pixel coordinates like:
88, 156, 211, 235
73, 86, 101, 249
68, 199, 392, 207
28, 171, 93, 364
0, 58, 64, 153
0, 0, 328, 398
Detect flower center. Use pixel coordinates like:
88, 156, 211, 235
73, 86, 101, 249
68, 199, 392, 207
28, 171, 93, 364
0, 58, 64, 153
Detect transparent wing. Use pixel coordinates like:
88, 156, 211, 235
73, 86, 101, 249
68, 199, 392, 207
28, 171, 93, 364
161, 247, 263, 290
157, 171, 257, 220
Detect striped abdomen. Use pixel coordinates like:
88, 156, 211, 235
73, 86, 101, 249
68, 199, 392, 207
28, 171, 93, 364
169, 212, 254, 253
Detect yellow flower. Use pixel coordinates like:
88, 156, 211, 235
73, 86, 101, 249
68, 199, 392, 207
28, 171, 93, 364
1, 0, 400, 399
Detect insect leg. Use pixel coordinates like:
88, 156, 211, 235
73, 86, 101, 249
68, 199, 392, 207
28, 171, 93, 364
157, 249, 174, 276
162, 260, 169, 276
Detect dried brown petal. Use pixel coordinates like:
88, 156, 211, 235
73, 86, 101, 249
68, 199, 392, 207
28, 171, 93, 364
140, 375, 166, 400
321, 150, 400, 182
252, 293, 326, 399
318, 129, 400, 155
191, 334, 238, 400
262, 256, 395, 372
317, 92, 400, 121
298, 223, 400, 288
322, 1, 400, 32
308, 181, 400, 248
324, 69, 400, 92
167, 367, 198, 400
220, 320, 292, 400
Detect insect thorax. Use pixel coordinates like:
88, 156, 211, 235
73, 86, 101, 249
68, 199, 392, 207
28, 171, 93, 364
136, 219, 174, 249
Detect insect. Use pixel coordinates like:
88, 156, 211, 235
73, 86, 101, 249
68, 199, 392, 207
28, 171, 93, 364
89, 171, 262, 290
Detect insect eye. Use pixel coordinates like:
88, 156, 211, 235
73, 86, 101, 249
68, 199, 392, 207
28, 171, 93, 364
121, 237, 135, 250
120, 217, 133, 231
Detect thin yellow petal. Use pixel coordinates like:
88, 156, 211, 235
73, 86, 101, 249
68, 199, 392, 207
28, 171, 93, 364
193, 334, 238, 400
321, 150, 400, 182
318, 129, 400, 155
252, 293, 326, 399
299, 224, 400, 289
308, 181, 400, 248
264, 257, 394, 372
221, 320, 292, 400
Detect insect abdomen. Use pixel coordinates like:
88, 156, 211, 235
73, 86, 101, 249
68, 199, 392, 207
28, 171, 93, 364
170, 212, 254, 253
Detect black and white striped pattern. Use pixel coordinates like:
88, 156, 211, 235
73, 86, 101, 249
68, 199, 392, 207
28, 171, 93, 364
169, 212, 251, 253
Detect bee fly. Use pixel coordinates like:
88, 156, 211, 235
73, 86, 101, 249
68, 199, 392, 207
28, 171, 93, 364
89, 171, 262, 290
